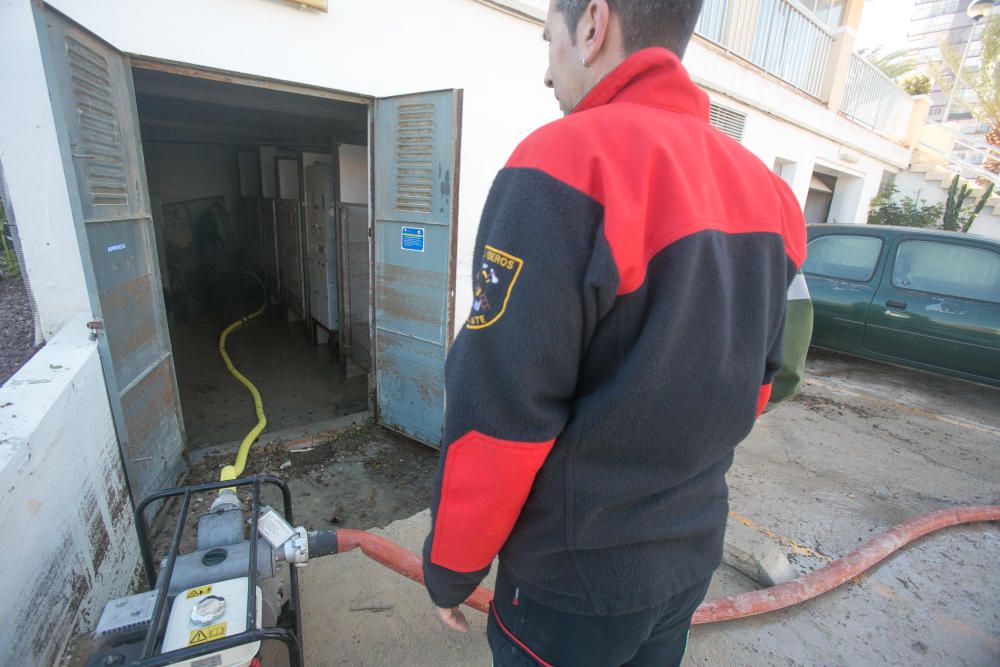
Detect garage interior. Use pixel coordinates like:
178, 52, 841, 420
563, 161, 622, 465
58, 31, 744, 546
132, 67, 373, 449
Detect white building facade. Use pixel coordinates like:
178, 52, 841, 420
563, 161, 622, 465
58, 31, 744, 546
892, 0, 1000, 239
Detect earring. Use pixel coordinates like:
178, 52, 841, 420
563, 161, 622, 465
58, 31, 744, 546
581, 57, 588, 67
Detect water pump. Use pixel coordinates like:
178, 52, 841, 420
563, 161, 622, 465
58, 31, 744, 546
85, 476, 339, 667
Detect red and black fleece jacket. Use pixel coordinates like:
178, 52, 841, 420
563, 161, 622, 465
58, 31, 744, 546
423, 48, 807, 616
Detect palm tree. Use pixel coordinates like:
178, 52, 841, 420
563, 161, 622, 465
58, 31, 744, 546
858, 47, 919, 81
936, 17, 1000, 177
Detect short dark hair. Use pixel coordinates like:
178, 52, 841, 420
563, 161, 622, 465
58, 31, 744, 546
555, 0, 705, 57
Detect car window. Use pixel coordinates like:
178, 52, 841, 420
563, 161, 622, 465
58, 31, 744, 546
892, 240, 1000, 303
803, 235, 883, 282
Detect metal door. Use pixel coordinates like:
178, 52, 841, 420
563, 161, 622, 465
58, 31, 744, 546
305, 165, 338, 330
261, 201, 279, 298
277, 158, 305, 318
373, 91, 461, 448
39, 7, 185, 501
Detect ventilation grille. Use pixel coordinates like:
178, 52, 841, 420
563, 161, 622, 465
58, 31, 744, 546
879, 169, 897, 194
65, 37, 129, 207
395, 103, 435, 213
709, 102, 747, 143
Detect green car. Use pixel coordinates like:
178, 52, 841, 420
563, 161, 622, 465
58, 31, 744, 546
803, 224, 1000, 387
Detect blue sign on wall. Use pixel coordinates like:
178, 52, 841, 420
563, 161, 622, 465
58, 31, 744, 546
401, 226, 425, 252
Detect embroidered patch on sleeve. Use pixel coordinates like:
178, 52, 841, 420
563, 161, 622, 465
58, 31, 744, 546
466, 245, 524, 330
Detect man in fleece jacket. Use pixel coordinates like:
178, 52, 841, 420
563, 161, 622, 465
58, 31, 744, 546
422, 1, 808, 665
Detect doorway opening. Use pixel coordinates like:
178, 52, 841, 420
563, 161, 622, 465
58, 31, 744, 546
132, 67, 372, 450
805, 164, 866, 225
804, 171, 836, 224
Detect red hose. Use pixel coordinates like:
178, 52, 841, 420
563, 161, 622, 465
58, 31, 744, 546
692, 504, 999, 624
335, 505, 999, 622
336, 529, 493, 613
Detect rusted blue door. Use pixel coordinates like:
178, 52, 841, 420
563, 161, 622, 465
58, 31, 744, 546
40, 7, 186, 502
373, 91, 462, 448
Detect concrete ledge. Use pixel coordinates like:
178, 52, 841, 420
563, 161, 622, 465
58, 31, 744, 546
1, 316, 91, 441
0, 314, 139, 666
722, 516, 798, 587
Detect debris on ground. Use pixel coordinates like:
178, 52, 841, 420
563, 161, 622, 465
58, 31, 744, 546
148, 420, 438, 557
0, 276, 40, 386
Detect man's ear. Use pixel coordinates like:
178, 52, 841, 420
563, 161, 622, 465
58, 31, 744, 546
580, 0, 611, 66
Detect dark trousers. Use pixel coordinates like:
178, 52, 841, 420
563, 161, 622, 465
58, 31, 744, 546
487, 567, 710, 667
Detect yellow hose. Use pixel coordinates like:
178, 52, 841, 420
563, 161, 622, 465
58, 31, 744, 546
219, 273, 268, 483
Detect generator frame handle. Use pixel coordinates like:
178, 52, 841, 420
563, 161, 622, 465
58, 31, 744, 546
132, 475, 303, 667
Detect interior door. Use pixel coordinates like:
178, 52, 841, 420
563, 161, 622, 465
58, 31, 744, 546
373, 90, 462, 447
39, 7, 185, 502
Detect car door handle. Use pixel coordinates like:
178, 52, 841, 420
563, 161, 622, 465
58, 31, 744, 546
886, 300, 907, 310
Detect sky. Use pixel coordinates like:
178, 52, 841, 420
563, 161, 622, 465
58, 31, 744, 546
855, 0, 916, 51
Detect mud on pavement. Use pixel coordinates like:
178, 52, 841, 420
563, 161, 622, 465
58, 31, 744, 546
148, 419, 439, 557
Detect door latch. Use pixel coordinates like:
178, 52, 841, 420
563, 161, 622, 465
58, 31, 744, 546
86, 320, 104, 341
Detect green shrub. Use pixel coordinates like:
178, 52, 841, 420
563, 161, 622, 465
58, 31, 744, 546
867, 183, 944, 228
902, 74, 932, 96
0, 199, 20, 279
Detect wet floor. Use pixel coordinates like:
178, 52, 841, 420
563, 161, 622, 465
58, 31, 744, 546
170, 300, 368, 449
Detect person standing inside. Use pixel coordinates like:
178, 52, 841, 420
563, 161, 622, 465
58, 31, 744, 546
195, 202, 226, 312
423, 1, 807, 665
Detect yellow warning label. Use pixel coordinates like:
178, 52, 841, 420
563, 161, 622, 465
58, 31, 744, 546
189, 622, 227, 646
185, 585, 213, 599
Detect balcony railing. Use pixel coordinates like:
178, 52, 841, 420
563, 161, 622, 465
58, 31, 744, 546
695, 0, 834, 98
841, 53, 913, 135
918, 123, 1000, 188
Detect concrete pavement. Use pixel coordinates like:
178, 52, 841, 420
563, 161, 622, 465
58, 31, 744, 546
296, 352, 1000, 666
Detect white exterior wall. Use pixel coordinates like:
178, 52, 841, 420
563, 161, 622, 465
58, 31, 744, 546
684, 37, 910, 222
0, 315, 139, 666
893, 168, 1000, 239
708, 88, 890, 222
0, 0, 92, 340
968, 213, 1000, 238
893, 168, 952, 208
684, 37, 913, 171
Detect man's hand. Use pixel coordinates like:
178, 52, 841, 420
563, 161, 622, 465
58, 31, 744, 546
436, 606, 470, 633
